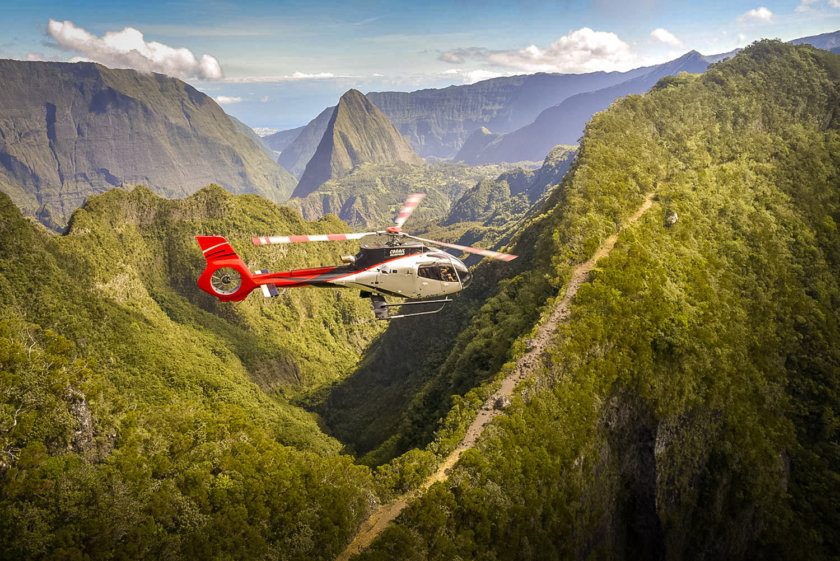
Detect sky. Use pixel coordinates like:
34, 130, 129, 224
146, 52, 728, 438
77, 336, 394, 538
1, 0, 838, 131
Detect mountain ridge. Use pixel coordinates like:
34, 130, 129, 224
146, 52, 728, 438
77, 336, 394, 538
0, 59, 296, 228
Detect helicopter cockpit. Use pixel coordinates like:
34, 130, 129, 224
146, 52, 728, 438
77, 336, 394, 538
417, 258, 472, 287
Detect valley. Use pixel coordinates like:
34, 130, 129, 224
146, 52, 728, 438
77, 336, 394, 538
0, 36, 838, 561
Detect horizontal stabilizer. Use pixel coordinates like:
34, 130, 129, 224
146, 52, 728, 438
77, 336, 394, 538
256, 270, 280, 297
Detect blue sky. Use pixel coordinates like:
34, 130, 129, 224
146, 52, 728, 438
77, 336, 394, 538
1, 0, 838, 130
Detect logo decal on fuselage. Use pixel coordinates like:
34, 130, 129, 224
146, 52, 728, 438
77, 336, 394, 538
389, 248, 406, 256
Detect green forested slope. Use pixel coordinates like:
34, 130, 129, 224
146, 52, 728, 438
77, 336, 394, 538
285, 161, 515, 230
0, 186, 386, 559
357, 40, 840, 559
318, 146, 575, 463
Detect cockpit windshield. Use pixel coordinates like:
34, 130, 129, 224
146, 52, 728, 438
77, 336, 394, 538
417, 259, 472, 287
453, 260, 472, 288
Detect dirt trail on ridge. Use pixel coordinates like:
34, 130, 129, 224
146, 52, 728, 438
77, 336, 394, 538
336, 192, 656, 561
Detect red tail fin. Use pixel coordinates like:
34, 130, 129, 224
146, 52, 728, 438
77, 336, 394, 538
196, 236, 257, 302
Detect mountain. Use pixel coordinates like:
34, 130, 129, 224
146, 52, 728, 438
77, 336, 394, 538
346, 41, 840, 559
318, 145, 576, 459
0, 60, 296, 228
292, 89, 423, 198
276, 106, 334, 178
366, 68, 652, 159
0, 184, 387, 559
451, 126, 506, 165
228, 114, 277, 160
285, 160, 517, 229
2, 37, 840, 561
457, 50, 715, 163
262, 125, 305, 153
276, 65, 658, 167
792, 29, 840, 53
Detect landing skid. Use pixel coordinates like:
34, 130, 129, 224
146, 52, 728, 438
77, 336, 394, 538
369, 294, 452, 320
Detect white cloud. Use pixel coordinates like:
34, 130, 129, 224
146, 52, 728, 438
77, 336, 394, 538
440, 28, 639, 74
439, 68, 505, 84
737, 7, 773, 22
222, 72, 354, 83
463, 69, 503, 84
46, 19, 223, 80
650, 28, 684, 47
290, 71, 335, 79
830, 0, 840, 7
214, 95, 242, 104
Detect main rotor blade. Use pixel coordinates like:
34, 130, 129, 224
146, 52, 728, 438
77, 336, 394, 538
392, 193, 425, 230
252, 231, 380, 245
405, 234, 517, 261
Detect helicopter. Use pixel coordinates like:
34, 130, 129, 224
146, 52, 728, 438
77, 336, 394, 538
195, 194, 516, 319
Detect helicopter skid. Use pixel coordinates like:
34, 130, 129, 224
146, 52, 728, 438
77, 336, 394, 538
370, 295, 452, 320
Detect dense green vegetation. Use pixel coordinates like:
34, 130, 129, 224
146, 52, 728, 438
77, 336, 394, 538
286, 160, 522, 229
0, 186, 388, 559
356, 41, 840, 559
2, 39, 839, 561
318, 146, 576, 464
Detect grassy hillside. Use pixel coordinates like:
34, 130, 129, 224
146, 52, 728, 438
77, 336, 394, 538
355, 40, 840, 558
0, 186, 387, 559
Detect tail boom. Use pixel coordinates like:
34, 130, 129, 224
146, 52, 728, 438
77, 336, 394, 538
196, 236, 341, 302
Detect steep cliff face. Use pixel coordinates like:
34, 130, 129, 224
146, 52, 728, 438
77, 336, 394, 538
276, 106, 334, 178
292, 89, 423, 198
342, 42, 840, 560
367, 68, 651, 159
262, 125, 305, 153
460, 50, 715, 163
0, 60, 296, 227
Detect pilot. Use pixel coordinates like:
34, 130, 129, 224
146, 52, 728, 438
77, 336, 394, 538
441, 267, 456, 282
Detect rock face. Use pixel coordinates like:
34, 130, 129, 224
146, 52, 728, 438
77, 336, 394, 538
292, 89, 423, 198
458, 51, 715, 164
0, 59, 296, 227
453, 127, 507, 164
367, 70, 650, 159
276, 107, 334, 178
262, 125, 305, 153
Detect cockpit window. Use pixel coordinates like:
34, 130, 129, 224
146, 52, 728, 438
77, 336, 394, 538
418, 263, 464, 283
418, 264, 442, 280
453, 260, 472, 288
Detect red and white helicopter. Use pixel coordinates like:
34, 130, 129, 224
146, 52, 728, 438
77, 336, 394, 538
196, 194, 516, 319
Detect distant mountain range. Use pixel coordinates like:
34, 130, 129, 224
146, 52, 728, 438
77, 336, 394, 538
0, 60, 295, 228
273, 30, 839, 170
456, 50, 718, 163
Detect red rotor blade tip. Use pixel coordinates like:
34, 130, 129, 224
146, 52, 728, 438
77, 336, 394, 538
393, 193, 425, 229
